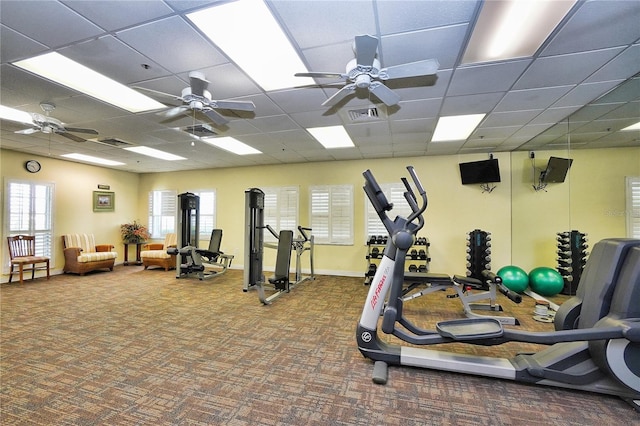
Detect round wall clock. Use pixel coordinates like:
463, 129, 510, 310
25, 160, 41, 173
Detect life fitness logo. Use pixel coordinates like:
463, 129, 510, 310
370, 265, 390, 311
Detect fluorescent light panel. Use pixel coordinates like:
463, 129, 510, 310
0, 104, 33, 124
124, 146, 186, 161
307, 125, 354, 149
201, 137, 262, 155
12, 52, 165, 113
621, 121, 640, 132
462, 0, 577, 64
432, 114, 485, 142
61, 153, 125, 166
187, 0, 313, 91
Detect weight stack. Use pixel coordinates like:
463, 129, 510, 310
556, 230, 588, 295
466, 229, 492, 282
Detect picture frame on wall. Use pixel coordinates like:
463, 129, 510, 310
93, 191, 115, 212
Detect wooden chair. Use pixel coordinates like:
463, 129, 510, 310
140, 233, 178, 271
7, 235, 50, 284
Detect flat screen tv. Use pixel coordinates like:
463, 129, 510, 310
459, 158, 501, 185
541, 157, 573, 183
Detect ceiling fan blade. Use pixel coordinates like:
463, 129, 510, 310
15, 128, 39, 135
322, 84, 357, 107
159, 105, 190, 118
189, 71, 209, 97
210, 100, 256, 112
295, 72, 346, 79
381, 59, 440, 80
57, 131, 87, 142
369, 82, 401, 106
355, 35, 378, 67
64, 127, 99, 135
202, 108, 229, 126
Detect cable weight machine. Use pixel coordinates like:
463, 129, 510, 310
243, 188, 315, 304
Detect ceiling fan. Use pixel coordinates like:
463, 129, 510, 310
295, 34, 439, 107
135, 71, 256, 126
14, 102, 98, 142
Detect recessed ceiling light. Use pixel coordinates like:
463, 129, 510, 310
201, 137, 262, 155
186, 0, 313, 91
12, 52, 165, 113
621, 121, 640, 132
432, 114, 486, 142
0, 104, 33, 124
307, 126, 354, 149
61, 153, 125, 166
462, 0, 577, 64
124, 146, 186, 161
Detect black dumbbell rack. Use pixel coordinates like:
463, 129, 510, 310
365, 235, 430, 285
556, 230, 588, 295
466, 229, 492, 284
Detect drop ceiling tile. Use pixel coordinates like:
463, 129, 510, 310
0, 25, 48, 63
376, 0, 478, 34
0, 1, 103, 48
494, 86, 574, 112
541, 1, 640, 56
440, 92, 504, 115
116, 16, 228, 74
270, 1, 376, 50
62, 1, 174, 31
586, 44, 640, 83
515, 48, 623, 90
448, 60, 531, 96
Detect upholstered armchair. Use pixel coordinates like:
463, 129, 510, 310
62, 234, 118, 275
140, 233, 177, 271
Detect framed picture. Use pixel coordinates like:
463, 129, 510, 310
93, 191, 115, 212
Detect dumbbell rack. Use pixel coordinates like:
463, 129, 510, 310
556, 230, 588, 295
466, 229, 492, 282
365, 235, 430, 285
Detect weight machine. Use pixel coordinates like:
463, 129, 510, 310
243, 188, 315, 304
357, 166, 640, 411
169, 192, 233, 280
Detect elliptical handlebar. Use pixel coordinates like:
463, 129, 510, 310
297, 226, 312, 242
363, 166, 427, 236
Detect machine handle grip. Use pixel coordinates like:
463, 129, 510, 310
481, 270, 502, 284
298, 226, 312, 241
498, 284, 522, 304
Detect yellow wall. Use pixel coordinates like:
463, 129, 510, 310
2, 145, 638, 282
1, 149, 140, 275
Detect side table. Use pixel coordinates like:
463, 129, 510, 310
123, 242, 144, 266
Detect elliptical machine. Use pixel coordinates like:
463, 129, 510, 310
357, 166, 640, 411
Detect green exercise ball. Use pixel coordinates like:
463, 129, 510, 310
529, 267, 564, 296
497, 265, 529, 293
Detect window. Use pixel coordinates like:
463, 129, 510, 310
262, 186, 298, 241
190, 189, 216, 241
365, 182, 412, 242
310, 185, 353, 245
626, 176, 640, 238
148, 190, 177, 238
5, 180, 54, 267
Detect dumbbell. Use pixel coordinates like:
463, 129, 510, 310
408, 264, 418, 272
366, 264, 377, 277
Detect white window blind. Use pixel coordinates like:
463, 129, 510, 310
262, 186, 298, 242
190, 190, 216, 241
148, 190, 177, 238
5, 180, 54, 267
310, 185, 353, 245
365, 182, 412, 242
626, 176, 640, 238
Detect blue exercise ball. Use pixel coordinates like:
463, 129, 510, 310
497, 265, 529, 293
529, 267, 564, 296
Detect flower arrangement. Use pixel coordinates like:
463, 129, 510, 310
120, 221, 150, 243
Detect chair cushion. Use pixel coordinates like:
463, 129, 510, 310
77, 251, 117, 263
140, 250, 172, 260
11, 256, 49, 264
164, 233, 177, 247
64, 234, 97, 253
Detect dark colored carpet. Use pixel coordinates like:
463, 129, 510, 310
1, 266, 636, 425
